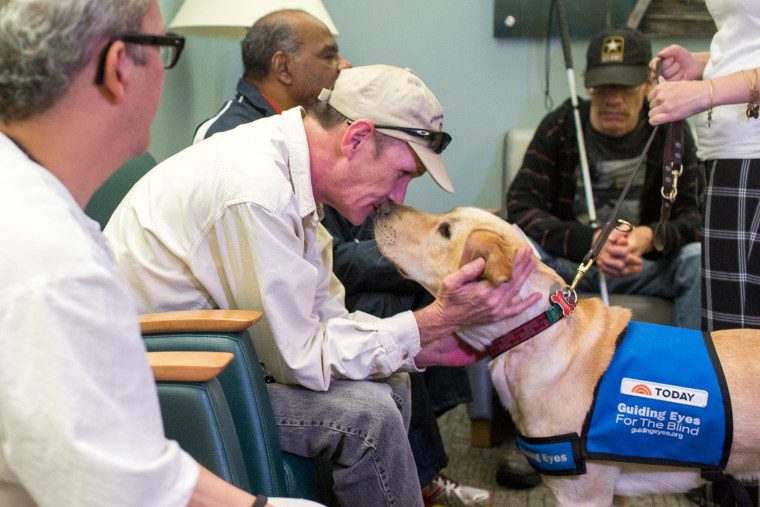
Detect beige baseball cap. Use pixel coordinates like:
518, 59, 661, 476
317, 64, 454, 193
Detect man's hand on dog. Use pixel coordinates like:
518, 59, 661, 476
413, 248, 541, 367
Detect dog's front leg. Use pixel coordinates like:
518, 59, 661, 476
545, 465, 620, 506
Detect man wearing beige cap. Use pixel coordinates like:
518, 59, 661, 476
105, 64, 539, 506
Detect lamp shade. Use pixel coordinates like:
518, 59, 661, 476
168, 0, 339, 39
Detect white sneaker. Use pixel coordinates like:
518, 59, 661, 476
422, 473, 493, 507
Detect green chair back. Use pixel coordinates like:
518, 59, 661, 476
157, 378, 252, 492
84, 152, 156, 229
144, 330, 319, 500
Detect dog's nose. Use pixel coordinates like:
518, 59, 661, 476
376, 202, 392, 218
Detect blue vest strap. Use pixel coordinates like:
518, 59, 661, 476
515, 433, 585, 475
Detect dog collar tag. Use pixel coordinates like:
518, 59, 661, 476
550, 290, 576, 317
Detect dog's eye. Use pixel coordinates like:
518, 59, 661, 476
438, 222, 452, 239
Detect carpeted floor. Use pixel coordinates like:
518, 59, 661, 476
436, 403, 695, 507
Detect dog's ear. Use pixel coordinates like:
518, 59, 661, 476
459, 229, 515, 287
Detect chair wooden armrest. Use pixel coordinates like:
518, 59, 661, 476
139, 309, 263, 335
148, 351, 234, 381
139, 308, 320, 499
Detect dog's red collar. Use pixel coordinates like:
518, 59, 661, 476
486, 290, 576, 359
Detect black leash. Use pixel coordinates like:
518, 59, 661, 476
569, 124, 659, 291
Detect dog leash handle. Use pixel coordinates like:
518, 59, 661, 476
653, 120, 684, 251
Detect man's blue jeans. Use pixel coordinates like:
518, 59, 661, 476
534, 241, 702, 330
267, 373, 422, 507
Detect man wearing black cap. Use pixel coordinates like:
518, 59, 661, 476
499, 26, 704, 487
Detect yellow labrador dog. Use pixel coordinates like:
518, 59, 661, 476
374, 204, 760, 506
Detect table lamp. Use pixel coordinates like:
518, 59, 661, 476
168, 0, 339, 39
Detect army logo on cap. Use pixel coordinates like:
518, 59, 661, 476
600, 36, 624, 64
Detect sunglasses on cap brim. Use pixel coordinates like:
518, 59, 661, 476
347, 121, 452, 154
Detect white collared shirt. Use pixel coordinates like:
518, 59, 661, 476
105, 108, 421, 391
0, 133, 198, 506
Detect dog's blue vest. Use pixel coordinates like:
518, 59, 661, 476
515, 322, 732, 478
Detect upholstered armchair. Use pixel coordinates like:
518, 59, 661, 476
141, 310, 320, 500
149, 350, 252, 490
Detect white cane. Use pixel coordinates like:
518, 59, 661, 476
554, 0, 610, 305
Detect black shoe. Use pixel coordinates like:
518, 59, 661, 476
494, 455, 542, 489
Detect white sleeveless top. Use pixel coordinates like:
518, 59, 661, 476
696, 0, 760, 160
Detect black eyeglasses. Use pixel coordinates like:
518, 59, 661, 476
348, 121, 452, 154
95, 32, 185, 85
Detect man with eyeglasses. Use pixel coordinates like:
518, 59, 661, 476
95, 32, 184, 85
498, 26, 703, 487
0, 0, 313, 506
104, 64, 540, 507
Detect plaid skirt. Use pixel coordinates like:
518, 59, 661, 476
702, 158, 760, 331
702, 158, 760, 505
